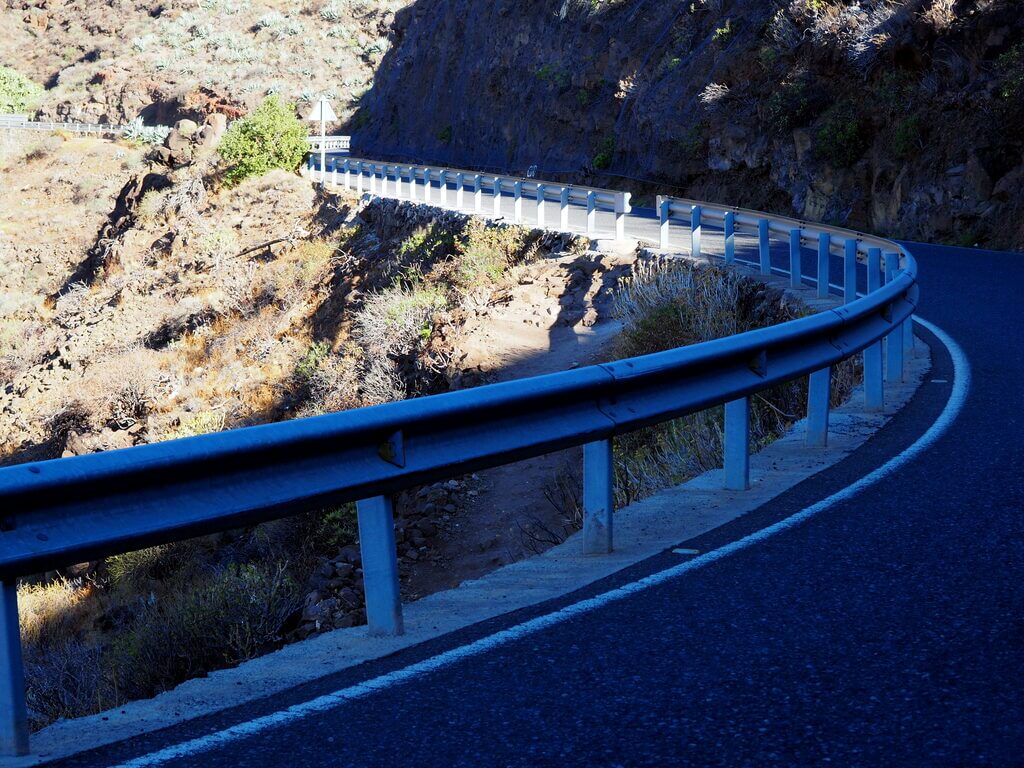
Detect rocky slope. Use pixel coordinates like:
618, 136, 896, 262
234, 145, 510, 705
355, 0, 1024, 249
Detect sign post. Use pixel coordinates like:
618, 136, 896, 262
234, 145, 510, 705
305, 96, 337, 188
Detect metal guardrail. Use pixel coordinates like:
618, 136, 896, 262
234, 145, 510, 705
0, 160, 917, 757
0, 115, 124, 136
314, 156, 633, 240
308, 134, 351, 152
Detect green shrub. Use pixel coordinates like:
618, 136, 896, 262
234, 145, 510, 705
437, 125, 453, 144
893, 115, 923, 158
108, 562, 302, 700
997, 44, 1024, 101
0, 65, 43, 113
218, 96, 310, 186
814, 101, 869, 167
592, 137, 615, 170
764, 81, 819, 134
295, 341, 331, 381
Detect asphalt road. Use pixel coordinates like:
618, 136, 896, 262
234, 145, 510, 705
51, 219, 1023, 765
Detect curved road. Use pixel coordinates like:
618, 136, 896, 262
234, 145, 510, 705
51, 238, 1023, 766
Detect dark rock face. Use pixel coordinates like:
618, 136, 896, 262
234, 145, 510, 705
355, 0, 1024, 249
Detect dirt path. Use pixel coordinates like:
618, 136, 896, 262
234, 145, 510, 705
401, 246, 638, 597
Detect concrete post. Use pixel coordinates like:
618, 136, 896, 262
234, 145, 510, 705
0, 580, 28, 757
614, 193, 627, 241
536, 184, 546, 228
356, 162, 364, 195
514, 181, 523, 223
406, 167, 416, 201
844, 239, 858, 304
586, 191, 597, 237
724, 397, 750, 491
473, 174, 483, 212
790, 228, 802, 288
424, 168, 433, 203
724, 211, 735, 264
493, 177, 503, 217
817, 232, 831, 298
439, 171, 449, 207
864, 248, 884, 411
583, 439, 614, 555
456, 172, 465, 209
806, 367, 831, 447
884, 251, 905, 382
691, 205, 702, 259
658, 197, 670, 250
758, 219, 771, 276
356, 496, 404, 636
560, 187, 570, 231
331, 158, 338, 187
343, 159, 352, 189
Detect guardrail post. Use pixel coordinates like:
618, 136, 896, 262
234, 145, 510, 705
691, 205, 702, 259
559, 187, 570, 230
492, 177, 503, 217
658, 197, 670, 249
724, 398, 750, 491
473, 174, 483, 212
586, 191, 597, 237
789, 228, 802, 288
1, 579, 29, 756
843, 239, 858, 303
758, 219, 771, 275
536, 184, 546, 228
343, 159, 352, 189
513, 181, 523, 223
356, 162, 365, 195
406, 167, 416, 201
369, 164, 378, 195
456, 172, 465, 209
424, 168, 433, 203
724, 211, 735, 264
614, 194, 627, 241
817, 232, 831, 298
806, 367, 831, 447
331, 158, 338, 187
439, 170, 449, 207
356, 496, 404, 636
583, 439, 614, 554
864, 248, 884, 411
884, 251, 904, 382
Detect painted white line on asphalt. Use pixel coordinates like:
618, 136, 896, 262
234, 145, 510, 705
113, 317, 969, 768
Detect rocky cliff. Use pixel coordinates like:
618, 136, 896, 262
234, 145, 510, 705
355, 0, 1024, 249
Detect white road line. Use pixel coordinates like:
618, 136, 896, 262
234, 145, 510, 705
112, 317, 969, 768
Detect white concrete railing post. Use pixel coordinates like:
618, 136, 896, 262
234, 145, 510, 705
473, 174, 483, 212
536, 184, 546, 228
439, 170, 449, 207
583, 439, 614, 554
843, 239, 858, 303
758, 219, 771, 276
790, 229, 802, 288
658, 196, 670, 249
559, 187, 570, 231
724, 397, 750, 491
724, 211, 736, 264
614, 193, 628, 241
356, 162, 365, 195
456, 172, 465, 209
424, 168, 433, 203
691, 205, 702, 259
586, 191, 597, 238
331, 158, 338, 187
343, 159, 352, 189
513, 181, 523, 223
492, 177, 503, 217
864, 248, 884, 411
806, 367, 832, 447
356, 496, 404, 636
817, 232, 831, 299
0, 579, 28, 756
884, 251, 905, 382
